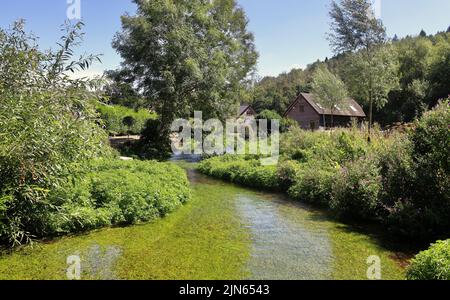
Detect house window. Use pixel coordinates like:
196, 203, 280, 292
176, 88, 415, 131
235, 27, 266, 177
299, 105, 305, 113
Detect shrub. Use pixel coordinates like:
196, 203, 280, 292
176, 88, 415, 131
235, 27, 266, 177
96, 103, 156, 136
46, 160, 190, 235
234, 164, 280, 190
407, 240, 450, 280
281, 127, 370, 165
335, 131, 367, 162
280, 127, 324, 161
288, 162, 337, 207
256, 110, 298, 133
198, 156, 280, 191
122, 116, 136, 135
405, 101, 450, 238
330, 157, 382, 220
280, 118, 299, 133
376, 136, 419, 236
0, 21, 112, 247
375, 101, 450, 239
277, 160, 301, 191
257, 109, 281, 121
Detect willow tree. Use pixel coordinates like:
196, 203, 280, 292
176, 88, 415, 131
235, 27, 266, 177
329, 0, 397, 136
112, 0, 258, 149
0, 21, 109, 246
311, 65, 348, 129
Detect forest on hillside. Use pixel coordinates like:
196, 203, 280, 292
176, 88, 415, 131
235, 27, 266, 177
250, 29, 450, 126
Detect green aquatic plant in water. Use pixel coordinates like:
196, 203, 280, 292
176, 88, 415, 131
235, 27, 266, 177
0, 163, 405, 280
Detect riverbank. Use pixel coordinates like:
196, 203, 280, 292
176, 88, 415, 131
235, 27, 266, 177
0, 164, 250, 280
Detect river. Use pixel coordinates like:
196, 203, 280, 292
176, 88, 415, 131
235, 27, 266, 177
0, 159, 407, 280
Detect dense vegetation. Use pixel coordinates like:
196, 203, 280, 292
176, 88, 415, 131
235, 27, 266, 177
250, 31, 450, 127
0, 22, 189, 248
96, 103, 156, 136
256, 110, 298, 133
1, 0, 448, 281
0, 163, 405, 280
110, 0, 258, 153
0, 21, 111, 246
47, 160, 190, 235
407, 240, 450, 280
199, 101, 450, 241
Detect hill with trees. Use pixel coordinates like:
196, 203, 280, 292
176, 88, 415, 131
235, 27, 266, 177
251, 29, 450, 127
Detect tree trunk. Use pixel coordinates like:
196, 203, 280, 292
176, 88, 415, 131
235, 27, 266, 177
368, 81, 373, 143
331, 111, 334, 129
367, 46, 374, 143
330, 108, 335, 132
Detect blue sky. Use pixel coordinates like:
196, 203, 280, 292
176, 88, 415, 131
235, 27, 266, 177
1, 0, 449, 77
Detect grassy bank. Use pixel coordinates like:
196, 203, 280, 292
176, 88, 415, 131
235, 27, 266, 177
0, 168, 251, 280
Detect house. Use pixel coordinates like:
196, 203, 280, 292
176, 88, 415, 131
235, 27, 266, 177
238, 104, 257, 120
283, 93, 366, 130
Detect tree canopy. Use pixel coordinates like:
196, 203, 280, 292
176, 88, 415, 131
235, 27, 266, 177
329, 0, 392, 134
328, 0, 387, 54
250, 68, 311, 115
311, 65, 348, 127
112, 0, 258, 127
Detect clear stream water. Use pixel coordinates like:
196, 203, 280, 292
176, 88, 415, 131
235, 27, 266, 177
236, 193, 333, 279
178, 156, 406, 280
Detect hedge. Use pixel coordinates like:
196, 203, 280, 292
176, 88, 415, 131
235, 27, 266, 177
198, 156, 280, 191
45, 159, 190, 235
96, 103, 157, 136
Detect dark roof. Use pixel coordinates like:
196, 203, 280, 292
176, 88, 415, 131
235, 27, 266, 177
238, 104, 256, 117
284, 93, 366, 118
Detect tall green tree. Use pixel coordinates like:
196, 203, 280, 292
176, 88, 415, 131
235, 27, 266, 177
328, 0, 386, 54
329, 0, 396, 136
251, 68, 311, 114
112, 0, 258, 147
428, 34, 450, 105
311, 65, 348, 128
341, 45, 399, 123
103, 70, 146, 109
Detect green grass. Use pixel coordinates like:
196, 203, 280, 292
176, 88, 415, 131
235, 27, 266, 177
0, 177, 251, 280
329, 224, 406, 280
